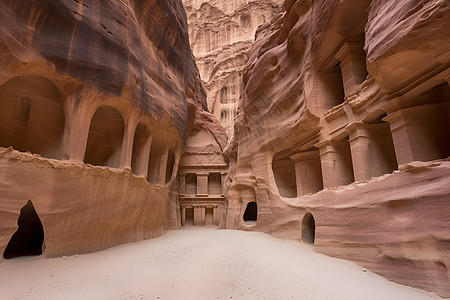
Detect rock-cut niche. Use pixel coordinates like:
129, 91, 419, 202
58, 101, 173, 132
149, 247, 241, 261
3, 200, 44, 259
0, 76, 65, 159
243, 201, 257, 223
302, 212, 315, 244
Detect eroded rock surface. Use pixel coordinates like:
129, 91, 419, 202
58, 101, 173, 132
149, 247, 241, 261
0, 0, 225, 258
183, 0, 283, 138
226, 0, 450, 297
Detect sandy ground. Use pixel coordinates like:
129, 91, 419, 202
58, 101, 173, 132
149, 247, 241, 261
0, 228, 442, 300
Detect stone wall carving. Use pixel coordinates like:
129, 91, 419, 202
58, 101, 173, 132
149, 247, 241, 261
226, 0, 450, 297
0, 0, 225, 258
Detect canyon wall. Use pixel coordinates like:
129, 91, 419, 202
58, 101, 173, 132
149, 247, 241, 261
183, 0, 283, 138
0, 0, 224, 258
226, 0, 450, 297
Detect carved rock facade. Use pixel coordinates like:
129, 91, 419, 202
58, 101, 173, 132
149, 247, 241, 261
226, 0, 450, 297
183, 0, 283, 138
0, 0, 226, 258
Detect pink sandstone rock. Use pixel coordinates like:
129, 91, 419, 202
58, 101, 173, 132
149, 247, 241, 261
0, 0, 226, 258
224, 0, 450, 297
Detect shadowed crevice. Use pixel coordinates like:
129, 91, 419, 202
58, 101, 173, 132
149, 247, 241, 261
3, 200, 44, 259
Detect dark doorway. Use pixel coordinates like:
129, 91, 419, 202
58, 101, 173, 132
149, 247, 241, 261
185, 207, 194, 226
243, 202, 257, 223
3, 200, 44, 259
302, 212, 315, 244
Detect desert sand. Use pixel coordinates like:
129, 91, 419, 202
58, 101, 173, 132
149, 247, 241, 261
0, 228, 441, 300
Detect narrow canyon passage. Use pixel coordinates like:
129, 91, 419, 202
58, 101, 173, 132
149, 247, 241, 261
0, 229, 440, 300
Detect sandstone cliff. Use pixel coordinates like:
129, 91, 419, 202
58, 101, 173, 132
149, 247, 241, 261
226, 0, 450, 297
183, 0, 283, 138
0, 0, 225, 258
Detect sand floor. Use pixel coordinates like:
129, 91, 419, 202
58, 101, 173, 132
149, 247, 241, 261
0, 228, 442, 300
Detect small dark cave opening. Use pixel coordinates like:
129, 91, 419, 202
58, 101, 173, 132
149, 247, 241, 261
3, 200, 44, 259
243, 201, 257, 223
302, 212, 316, 244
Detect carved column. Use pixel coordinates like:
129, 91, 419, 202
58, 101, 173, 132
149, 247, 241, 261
201, 207, 206, 226
335, 42, 367, 96
384, 103, 449, 165
347, 122, 397, 181
181, 206, 186, 227
118, 116, 139, 170
61, 89, 97, 162
317, 140, 355, 188
193, 206, 202, 226
134, 135, 152, 177
290, 150, 323, 196
156, 148, 169, 185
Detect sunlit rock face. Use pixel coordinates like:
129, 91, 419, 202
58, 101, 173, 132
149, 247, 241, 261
0, 0, 225, 258
183, 0, 283, 138
226, 0, 450, 297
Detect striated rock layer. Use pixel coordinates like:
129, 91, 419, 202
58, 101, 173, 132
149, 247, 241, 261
183, 0, 283, 138
226, 0, 450, 297
0, 0, 225, 258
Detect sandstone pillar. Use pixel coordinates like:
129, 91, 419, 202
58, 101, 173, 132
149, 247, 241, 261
118, 118, 139, 170
156, 148, 169, 185
181, 206, 186, 227
193, 206, 202, 226
196, 174, 209, 196
317, 140, 355, 188
221, 172, 227, 195
134, 136, 152, 177
347, 122, 398, 181
384, 103, 450, 165
290, 150, 323, 196
201, 207, 206, 226
335, 42, 367, 96
61, 90, 96, 162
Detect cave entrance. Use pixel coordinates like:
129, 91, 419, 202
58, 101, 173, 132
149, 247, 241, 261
3, 200, 44, 259
302, 212, 315, 245
243, 201, 257, 223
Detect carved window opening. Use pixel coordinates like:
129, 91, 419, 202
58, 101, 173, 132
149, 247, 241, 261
0, 76, 65, 159
220, 110, 228, 122
320, 63, 345, 110
243, 201, 257, 223
208, 173, 222, 195
3, 200, 44, 259
185, 173, 197, 195
272, 154, 297, 198
131, 123, 150, 176
84, 105, 124, 168
302, 212, 315, 245
240, 14, 251, 29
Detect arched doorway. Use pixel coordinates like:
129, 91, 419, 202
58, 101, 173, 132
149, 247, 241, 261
243, 201, 257, 223
3, 200, 44, 259
0, 76, 65, 159
84, 105, 125, 168
302, 212, 316, 244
